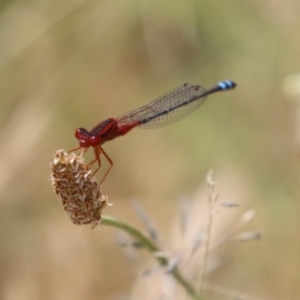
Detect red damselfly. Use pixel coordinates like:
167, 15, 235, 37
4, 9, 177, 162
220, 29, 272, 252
72, 80, 236, 183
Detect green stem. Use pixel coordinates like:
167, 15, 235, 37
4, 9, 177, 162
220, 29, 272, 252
101, 215, 202, 300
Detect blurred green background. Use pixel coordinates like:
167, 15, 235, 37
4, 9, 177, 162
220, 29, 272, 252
1, 0, 300, 299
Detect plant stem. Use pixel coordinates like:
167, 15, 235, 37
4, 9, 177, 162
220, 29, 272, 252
101, 215, 203, 300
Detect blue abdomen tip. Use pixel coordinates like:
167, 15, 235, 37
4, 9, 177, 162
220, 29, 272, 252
218, 80, 236, 90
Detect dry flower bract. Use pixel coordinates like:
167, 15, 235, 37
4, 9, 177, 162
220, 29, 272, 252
50, 149, 110, 228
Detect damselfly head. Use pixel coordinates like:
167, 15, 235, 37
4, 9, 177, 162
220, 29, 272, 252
75, 127, 90, 148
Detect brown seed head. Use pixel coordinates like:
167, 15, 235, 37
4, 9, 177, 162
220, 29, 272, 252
50, 149, 110, 228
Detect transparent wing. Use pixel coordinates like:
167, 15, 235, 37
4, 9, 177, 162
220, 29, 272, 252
115, 83, 207, 129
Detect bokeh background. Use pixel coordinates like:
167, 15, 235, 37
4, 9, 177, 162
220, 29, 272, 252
1, 0, 300, 299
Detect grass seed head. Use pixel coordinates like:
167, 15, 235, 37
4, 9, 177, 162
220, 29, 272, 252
50, 149, 109, 228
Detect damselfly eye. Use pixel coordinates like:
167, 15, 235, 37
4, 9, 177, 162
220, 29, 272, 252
75, 128, 90, 147
75, 128, 88, 139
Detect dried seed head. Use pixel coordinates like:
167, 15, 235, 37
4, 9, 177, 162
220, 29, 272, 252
50, 149, 110, 228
